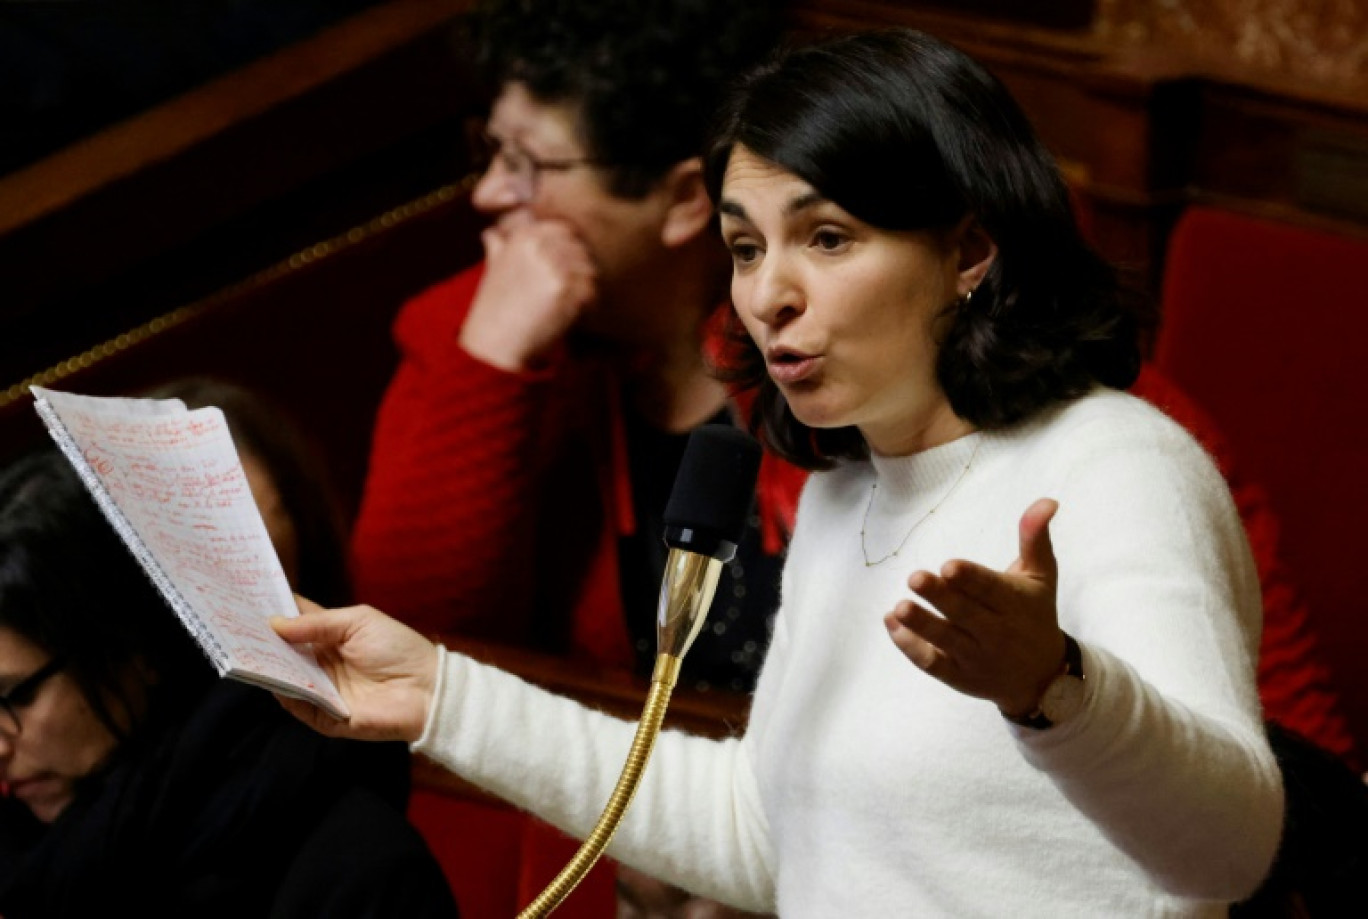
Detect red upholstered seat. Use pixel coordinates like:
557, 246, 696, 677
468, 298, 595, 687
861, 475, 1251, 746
407, 791, 617, 919
407, 792, 524, 918
1131, 364, 1358, 767
1150, 205, 1368, 765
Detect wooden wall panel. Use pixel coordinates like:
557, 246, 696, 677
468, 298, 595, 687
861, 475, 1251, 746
1097, 0, 1368, 87
0, 0, 479, 390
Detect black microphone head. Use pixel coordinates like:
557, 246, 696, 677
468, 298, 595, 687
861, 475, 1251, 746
663, 424, 762, 561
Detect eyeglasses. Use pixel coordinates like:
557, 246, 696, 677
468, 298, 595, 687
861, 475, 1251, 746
477, 129, 603, 203
0, 656, 65, 737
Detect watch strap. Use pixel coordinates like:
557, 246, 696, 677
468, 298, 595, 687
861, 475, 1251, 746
1004, 632, 1083, 730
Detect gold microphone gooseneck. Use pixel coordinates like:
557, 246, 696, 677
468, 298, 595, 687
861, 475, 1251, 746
517, 425, 762, 919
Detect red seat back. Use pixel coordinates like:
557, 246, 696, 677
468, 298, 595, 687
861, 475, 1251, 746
1154, 205, 1368, 752
407, 791, 616, 919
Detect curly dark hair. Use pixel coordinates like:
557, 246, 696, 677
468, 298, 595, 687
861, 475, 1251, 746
704, 29, 1150, 470
470, 0, 783, 198
0, 450, 215, 744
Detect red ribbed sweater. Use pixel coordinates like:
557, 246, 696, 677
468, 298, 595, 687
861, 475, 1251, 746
350, 264, 804, 669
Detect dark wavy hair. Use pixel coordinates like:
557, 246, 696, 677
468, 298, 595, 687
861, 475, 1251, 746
470, 0, 783, 198
0, 450, 215, 745
704, 29, 1148, 469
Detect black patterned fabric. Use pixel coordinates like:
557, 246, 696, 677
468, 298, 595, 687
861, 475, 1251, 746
618, 406, 783, 694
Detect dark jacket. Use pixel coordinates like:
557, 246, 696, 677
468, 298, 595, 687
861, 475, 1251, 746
0, 681, 458, 918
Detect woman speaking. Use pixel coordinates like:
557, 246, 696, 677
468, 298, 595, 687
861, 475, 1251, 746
274, 29, 1282, 916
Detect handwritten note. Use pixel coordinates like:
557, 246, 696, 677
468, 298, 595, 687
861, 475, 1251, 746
31, 386, 348, 719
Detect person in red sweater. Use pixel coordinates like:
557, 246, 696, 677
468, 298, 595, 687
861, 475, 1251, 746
350, 4, 792, 914
350, 0, 797, 695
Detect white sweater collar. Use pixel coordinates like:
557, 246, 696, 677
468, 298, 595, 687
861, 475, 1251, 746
867, 432, 983, 505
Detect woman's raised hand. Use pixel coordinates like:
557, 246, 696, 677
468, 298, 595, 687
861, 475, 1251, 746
884, 498, 1066, 719
271, 597, 440, 743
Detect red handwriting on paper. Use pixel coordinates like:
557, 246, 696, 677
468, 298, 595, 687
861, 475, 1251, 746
56, 402, 310, 693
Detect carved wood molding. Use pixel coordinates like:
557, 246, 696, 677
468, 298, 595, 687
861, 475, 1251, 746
0, 0, 470, 237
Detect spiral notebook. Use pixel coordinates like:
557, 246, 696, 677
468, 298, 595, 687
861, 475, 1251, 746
31, 386, 349, 720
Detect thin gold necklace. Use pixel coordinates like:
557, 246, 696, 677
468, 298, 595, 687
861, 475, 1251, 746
860, 437, 982, 567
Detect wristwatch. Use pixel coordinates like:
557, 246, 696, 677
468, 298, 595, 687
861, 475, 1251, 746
1005, 632, 1086, 730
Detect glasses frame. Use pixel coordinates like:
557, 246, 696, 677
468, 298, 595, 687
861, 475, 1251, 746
0, 656, 66, 737
478, 129, 605, 202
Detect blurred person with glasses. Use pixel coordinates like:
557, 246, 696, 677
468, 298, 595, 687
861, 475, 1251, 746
0, 447, 460, 918
353, 0, 797, 736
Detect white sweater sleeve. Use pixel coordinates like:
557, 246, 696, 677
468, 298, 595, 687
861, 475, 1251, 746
1012, 408, 1284, 901
411, 647, 777, 912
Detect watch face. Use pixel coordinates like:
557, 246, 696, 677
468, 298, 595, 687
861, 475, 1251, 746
1041, 675, 1086, 724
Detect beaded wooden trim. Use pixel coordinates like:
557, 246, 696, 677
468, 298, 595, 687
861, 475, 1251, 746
1, 173, 478, 410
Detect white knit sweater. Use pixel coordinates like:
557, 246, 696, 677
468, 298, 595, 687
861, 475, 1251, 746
413, 388, 1284, 917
